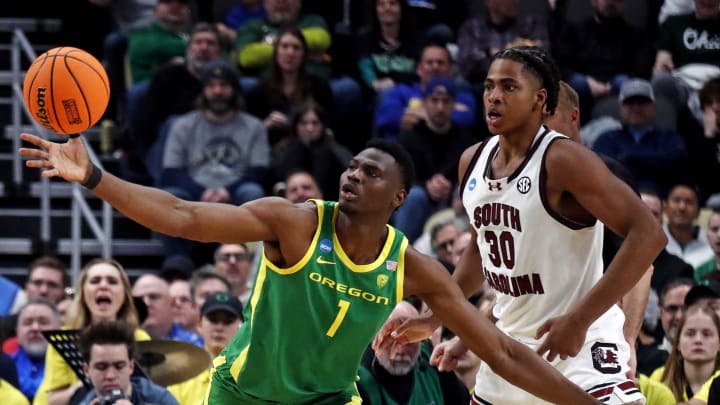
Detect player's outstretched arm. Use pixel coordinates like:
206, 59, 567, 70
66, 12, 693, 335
18, 133, 297, 244
403, 248, 601, 405
535, 140, 666, 361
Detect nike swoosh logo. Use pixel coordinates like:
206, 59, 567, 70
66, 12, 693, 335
316, 257, 336, 265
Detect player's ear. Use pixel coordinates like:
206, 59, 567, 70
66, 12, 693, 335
393, 189, 407, 210
536, 89, 547, 108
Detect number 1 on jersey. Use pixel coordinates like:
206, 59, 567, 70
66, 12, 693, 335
326, 299, 350, 337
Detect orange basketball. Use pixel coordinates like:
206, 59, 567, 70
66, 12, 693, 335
23, 47, 110, 135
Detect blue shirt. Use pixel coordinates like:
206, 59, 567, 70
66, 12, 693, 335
164, 323, 204, 348
10, 347, 44, 401
374, 82, 477, 140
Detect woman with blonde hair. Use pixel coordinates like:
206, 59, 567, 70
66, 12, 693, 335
657, 304, 720, 402
34, 259, 150, 405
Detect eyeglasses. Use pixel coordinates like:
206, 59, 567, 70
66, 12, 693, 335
216, 253, 251, 262
662, 304, 686, 313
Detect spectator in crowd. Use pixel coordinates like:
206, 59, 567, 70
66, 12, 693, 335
640, 190, 695, 292
429, 219, 461, 269
245, 28, 334, 151
653, 305, 720, 402
35, 259, 149, 405
168, 278, 199, 333
282, 170, 323, 203
213, 243, 254, 305
663, 183, 714, 270
357, 301, 470, 404
552, 0, 654, 123
355, 0, 419, 94
393, 77, 475, 242
593, 79, 688, 197
681, 76, 720, 203
133, 22, 224, 177
25, 257, 68, 305
132, 274, 202, 346
658, 0, 696, 23
75, 320, 179, 405
235, 0, 332, 79
652, 0, 720, 125
685, 282, 720, 314
696, 211, 720, 282
374, 43, 477, 140
457, 0, 550, 85
189, 269, 232, 310
276, 102, 352, 199
88, 0, 156, 121
159, 61, 269, 259
8, 299, 61, 402
658, 278, 695, 355
168, 292, 243, 405
126, 0, 192, 84
1, 257, 67, 357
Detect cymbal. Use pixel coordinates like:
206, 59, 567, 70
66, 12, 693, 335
135, 340, 211, 386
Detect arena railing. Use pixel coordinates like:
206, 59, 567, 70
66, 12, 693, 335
11, 26, 112, 285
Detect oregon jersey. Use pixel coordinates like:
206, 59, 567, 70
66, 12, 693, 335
210, 200, 407, 404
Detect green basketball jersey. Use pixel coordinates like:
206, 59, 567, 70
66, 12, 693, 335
212, 200, 407, 403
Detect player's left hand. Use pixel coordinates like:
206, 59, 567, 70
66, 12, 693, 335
534, 314, 587, 362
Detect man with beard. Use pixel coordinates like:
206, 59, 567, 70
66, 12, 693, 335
358, 301, 469, 404
159, 60, 270, 260
133, 22, 224, 180
8, 298, 61, 402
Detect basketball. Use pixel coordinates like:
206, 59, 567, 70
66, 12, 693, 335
23, 47, 110, 135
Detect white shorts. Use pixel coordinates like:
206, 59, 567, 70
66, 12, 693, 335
472, 307, 645, 404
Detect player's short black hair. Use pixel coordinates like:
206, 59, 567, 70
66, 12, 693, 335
491, 46, 561, 115
79, 320, 135, 362
365, 139, 416, 192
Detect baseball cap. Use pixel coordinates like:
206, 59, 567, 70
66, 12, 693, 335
619, 79, 655, 103
684, 281, 720, 307
201, 60, 242, 95
201, 292, 243, 318
424, 77, 456, 99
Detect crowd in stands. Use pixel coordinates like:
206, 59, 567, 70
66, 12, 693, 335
2, 0, 720, 403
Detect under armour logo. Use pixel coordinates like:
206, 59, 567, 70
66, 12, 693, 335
488, 181, 502, 191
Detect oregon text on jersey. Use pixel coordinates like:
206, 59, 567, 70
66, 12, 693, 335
309, 272, 391, 305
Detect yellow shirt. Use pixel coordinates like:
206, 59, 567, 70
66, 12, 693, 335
649, 365, 665, 382
32, 329, 150, 405
167, 368, 210, 405
692, 370, 720, 403
1, 379, 30, 405
637, 374, 675, 405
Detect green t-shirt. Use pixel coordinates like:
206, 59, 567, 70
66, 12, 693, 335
213, 200, 407, 403
127, 22, 188, 84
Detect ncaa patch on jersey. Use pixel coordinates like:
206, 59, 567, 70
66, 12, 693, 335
319, 239, 333, 253
468, 178, 477, 191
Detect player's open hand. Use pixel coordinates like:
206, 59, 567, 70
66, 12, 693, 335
535, 314, 587, 362
387, 312, 441, 346
19, 133, 91, 183
429, 336, 466, 372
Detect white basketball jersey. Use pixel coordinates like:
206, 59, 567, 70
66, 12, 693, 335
462, 127, 615, 338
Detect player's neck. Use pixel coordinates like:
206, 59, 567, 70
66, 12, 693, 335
497, 123, 542, 161
335, 213, 388, 265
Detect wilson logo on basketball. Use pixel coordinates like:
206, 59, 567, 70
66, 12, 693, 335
62, 99, 82, 125
35, 87, 52, 130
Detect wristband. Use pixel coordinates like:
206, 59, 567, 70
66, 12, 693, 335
82, 163, 103, 189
